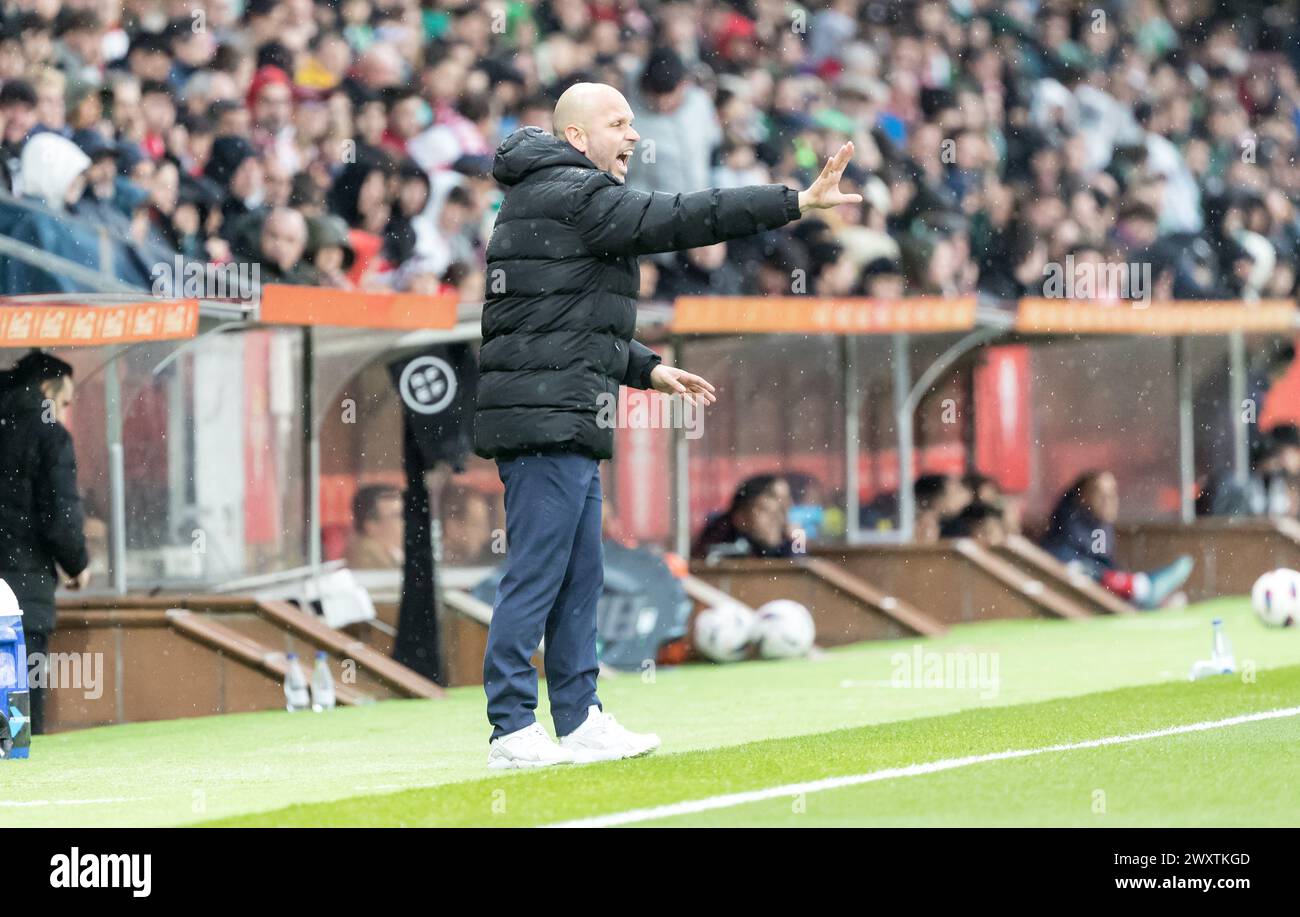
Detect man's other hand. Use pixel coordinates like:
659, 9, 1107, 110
650, 365, 717, 406
797, 141, 864, 213
64, 568, 90, 590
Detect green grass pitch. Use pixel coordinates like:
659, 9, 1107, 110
3, 597, 1299, 827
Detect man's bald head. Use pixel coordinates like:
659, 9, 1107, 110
262, 207, 307, 273
551, 82, 639, 183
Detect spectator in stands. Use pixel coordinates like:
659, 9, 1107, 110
346, 483, 403, 570
1040, 471, 1193, 609
624, 45, 720, 199
692, 474, 795, 560
0, 350, 89, 736
205, 134, 263, 229
655, 242, 745, 299
16, 130, 89, 211
302, 213, 356, 289
235, 206, 313, 285
810, 240, 860, 296
411, 183, 479, 276
0, 78, 38, 191
70, 135, 133, 235
53, 10, 105, 88
858, 257, 906, 298
9, 1, 1300, 306
383, 159, 430, 267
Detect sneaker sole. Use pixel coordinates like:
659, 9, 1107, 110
566, 743, 661, 764
486, 756, 575, 770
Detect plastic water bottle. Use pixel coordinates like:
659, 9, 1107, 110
1190, 618, 1235, 680
1211, 617, 1235, 672
284, 653, 310, 712
310, 651, 336, 712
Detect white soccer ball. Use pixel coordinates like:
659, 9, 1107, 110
693, 603, 757, 663
1251, 569, 1300, 628
754, 599, 816, 659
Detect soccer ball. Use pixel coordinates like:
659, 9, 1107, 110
1251, 569, 1300, 628
692, 603, 757, 663
754, 600, 816, 659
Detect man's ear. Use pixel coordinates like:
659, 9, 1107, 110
563, 124, 587, 153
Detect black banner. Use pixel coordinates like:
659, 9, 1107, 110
387, 344, 477, 685
9, 828, 1294, 901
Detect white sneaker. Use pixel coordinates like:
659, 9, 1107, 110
559, 705, 661, 763
487, 723, 577, 770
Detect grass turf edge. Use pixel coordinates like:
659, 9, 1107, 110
198, 663, 1300, 827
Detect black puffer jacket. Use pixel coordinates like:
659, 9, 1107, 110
474, 126, 803, 460
0, 381, 88, 634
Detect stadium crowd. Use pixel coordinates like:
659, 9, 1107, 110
0, 0, 1296, 302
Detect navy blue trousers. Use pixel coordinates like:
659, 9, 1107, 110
483, 453, 604, 740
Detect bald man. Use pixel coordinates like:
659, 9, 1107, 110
475, 82, 859, 769
258, 207, 309, 283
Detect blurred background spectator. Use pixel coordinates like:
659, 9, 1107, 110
1039, 470, 1194, 607
347, 483, 403, 570
692, 473, 796, 559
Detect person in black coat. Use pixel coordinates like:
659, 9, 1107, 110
0, 351, 90, 735
475, 82, 861, 768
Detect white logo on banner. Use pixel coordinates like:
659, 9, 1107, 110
399, 356, 457, 415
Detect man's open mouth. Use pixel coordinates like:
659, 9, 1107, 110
617, 150, 632, 167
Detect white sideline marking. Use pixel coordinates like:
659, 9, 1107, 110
0, 797, 138, 808
547, 706, 1300, 828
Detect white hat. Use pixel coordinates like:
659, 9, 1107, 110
0, 578, 22, 618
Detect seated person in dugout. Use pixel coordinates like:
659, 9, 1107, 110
940, 501, 1008, 547
1199, 424, 1300, 518
1039, 470, 1193, 609
346, 484, 404, 570
962, 472, 1023, 536
784, 471, 843, 541
861, 473, 972, 543
692, 474, 796, 560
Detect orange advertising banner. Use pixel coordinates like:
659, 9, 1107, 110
259, 284, 458, 331
1017, 298, 1299, 334
672, 296, 979, 334
0, 299, 199, 347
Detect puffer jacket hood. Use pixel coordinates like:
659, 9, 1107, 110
491, 126, 596, 187
18, 132, 91, 211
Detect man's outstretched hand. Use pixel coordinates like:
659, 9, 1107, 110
650, 364, 717, 406
798, 141, 864, 213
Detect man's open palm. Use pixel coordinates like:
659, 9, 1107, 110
650, 365, 717, 406
799, 141, 864, 212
